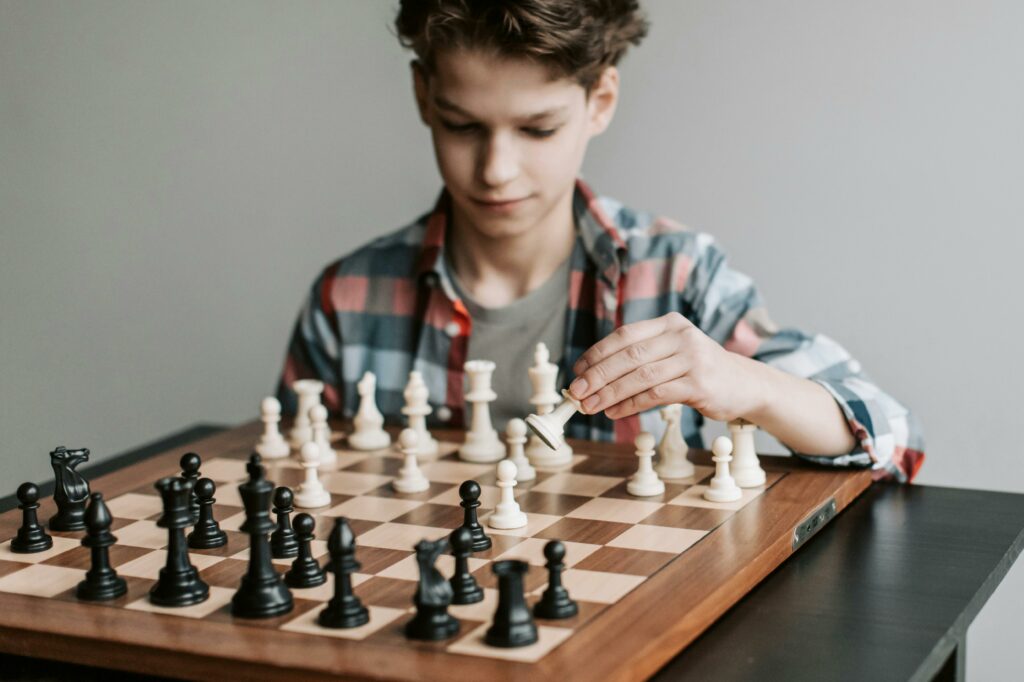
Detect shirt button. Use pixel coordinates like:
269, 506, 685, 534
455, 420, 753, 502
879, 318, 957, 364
436, 406, 452, 422
444, 322, 461, 338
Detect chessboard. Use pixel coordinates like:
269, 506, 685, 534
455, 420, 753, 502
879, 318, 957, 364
0, 420, 872, 681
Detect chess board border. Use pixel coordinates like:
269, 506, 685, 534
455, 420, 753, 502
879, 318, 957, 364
0, 421, 872, 682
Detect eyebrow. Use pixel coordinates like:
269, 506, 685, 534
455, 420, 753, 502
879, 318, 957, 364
434, 96, 567, 122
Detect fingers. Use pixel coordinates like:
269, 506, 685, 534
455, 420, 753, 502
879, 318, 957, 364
605, 377, 693, 419
572, 312, 689, 380
579, 355, 688, 416
570, 331, 682, 408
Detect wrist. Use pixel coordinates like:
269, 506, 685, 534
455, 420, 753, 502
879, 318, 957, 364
733, 353, 781, 425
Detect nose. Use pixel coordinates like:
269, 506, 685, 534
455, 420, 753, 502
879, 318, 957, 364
478, 132, 519, 188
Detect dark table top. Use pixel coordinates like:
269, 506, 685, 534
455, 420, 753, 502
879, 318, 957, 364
3, 426, 1023, 682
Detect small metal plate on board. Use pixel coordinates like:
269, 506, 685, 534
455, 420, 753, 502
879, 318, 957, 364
793, 498, 838, 550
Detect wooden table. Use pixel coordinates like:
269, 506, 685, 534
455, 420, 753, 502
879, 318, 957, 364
2, 425, 1022, 681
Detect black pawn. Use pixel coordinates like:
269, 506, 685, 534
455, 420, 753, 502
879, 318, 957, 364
179, 452, 202, 524
270, 487, 299, 559
459, 480, 491, 552
533, 540, 578, 619
285, 513, 326, 589
485, 560, 538, 648
187, 478, 227, 549
150, 477, 209, 607
10, 482, 53, 553
77, 493, 127, 601
318, 517, 369, 629
449, 526, 483, 605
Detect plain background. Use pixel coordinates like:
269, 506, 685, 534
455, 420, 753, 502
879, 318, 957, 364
2, 1, 1021, 678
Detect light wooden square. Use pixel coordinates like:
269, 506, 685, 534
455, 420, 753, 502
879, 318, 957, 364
357, 523, 448, 552
0, 536, 80, 564
289, 572, 372, 602
448, 587, 498, 622
321, 471, 394, 495
200, 457, 250, 482
482, 513, 561, 538
606, 525, 707, 555
0, 564, 83, 597
115, 520, 169, 549
376, 553, 488, 582
214, 484, 244, 508
447, 623, 573, 663
418, 460, 494, 484
125, 585, 234, 618
565, 497, 665, 524
231, 539, 328, 566
553, 569, 645, 604
281, 604, 406, 640
667, 484, 766, 511
428, 484, 501, 509
106, 493, 164, 520
219, 511, 246, 532
494, 538, 601, 567
117, 548, 224, 578
530, 473, 622, 497
322, 496, 424, 522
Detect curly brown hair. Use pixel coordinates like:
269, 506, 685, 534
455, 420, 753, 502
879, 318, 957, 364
394, 0, 649, 92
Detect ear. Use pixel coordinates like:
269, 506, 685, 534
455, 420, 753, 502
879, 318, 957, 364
411, 60, 431, 126
586, 66, 620, 137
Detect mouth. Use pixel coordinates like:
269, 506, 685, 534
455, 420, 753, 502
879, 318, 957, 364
471, 195, 531, 211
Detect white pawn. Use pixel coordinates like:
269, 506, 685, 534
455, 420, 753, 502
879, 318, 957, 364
627, 432, 665, 497
703, 436, 742, 503
255, 396, 290, 459
294, 441, 331, 508
655, 404, 694, 480
459, 360, 505, 463
401, 370, 439, 459
349, 371, 391, 451
729, 419, 766, 488
504, 418, 536, 482
393, 428, 429, 494
289, 379, 324, 448
310, 404, 337, 470
488, 460, 527, 529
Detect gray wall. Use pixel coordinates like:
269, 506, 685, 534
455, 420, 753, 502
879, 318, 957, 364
2, 1, 1021, 678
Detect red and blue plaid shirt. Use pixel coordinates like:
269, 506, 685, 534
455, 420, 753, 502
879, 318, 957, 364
277, 179, 925, 482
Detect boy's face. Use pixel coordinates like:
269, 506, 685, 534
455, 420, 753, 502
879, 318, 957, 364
413, 48, 618, 241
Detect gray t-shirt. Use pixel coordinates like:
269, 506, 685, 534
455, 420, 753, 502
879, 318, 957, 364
449, 258, 570, 432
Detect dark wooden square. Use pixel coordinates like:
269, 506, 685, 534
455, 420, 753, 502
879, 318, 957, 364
534, 517, 632, 545
355, 546, 412, 574
571, 546, 676, 577
516, 491, 592, 516
356, 576, 417, 610
390, 503, 465, 530
638, 504, 734, 531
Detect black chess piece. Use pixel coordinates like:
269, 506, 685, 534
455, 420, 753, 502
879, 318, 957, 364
533, 540, 578, 619
231, 454, 294, 618
150, 477, 210, 607
458, 480, 491, 552
449, 526, 483, 605
187, 478, 227, 549
10, 482, 53, 553
285, 513, 326, 589
485, 560, 538, 648
405, 537, 459, 641
48, 446, 90, 531
76, 493, 128, 601
318, 517, 369, 629
179, 452, 202, 524
270, 487, 299, 559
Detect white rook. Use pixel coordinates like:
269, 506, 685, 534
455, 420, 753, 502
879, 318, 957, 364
728, 419, 766, 488
459, 360, 505, 463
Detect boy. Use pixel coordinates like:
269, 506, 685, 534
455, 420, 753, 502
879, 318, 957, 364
277, 0, 925, 482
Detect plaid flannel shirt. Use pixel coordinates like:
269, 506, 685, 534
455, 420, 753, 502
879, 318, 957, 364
277, 179, 925, 482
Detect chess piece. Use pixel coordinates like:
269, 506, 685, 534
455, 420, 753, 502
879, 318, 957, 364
318, 517, 369, 629
255, 396, 290, 459
656, 403, 694, 480
179, 452, 202, 524
485, 560, 538, 647
458, 480, 492, 552
525, 343, 573, 469
488, 460, 527, 530
400, 370, 439, 459
627, 432, 665, 497
349, 371, 391, 451
150, 477, 209, 607
394, 428, 430, 494
76, 492, 128, 601
703, 436, 742, 503
729, 419, 766, 488
187, 478, 227, 549
533, 540, 578, 619
48, 446, 90, 531
294, 442, 331, 509
289, 378, 324, 448
231, 454, 294, 618
449, 526, 483, 605
285, 513, 327, 589
10, 482, 52, 553
504, 418, 536, 482
310, 404, 338, 470
459, 360, 505, 463
525, 389, 582, 456
270, 487, 299, 559
405, 537, 459, 641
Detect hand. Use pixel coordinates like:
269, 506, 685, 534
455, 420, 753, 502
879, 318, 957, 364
568, 312, 765, 422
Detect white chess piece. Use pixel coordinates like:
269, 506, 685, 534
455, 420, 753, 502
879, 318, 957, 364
289, 379, 324, 448
393, 428, 430, 494
401, 370, 439, 460
310, 404, 338, 470
703, 436, 742, 503
525, 343, 573, 470
255, 396, 290, 459
294, 441, 331, 508
627, 432, 665, 497
504, 418, 536, 482
655, 404, 694, 480
525, 389, 582, 456
459, 360, 505, 463
348, 371, 391, 451
488, 459, 528, 529
728, 419, 766, 488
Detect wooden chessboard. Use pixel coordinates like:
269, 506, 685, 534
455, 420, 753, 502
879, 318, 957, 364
0, 421, 871, 681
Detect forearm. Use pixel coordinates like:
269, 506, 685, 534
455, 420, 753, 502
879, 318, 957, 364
737, 354, 856, 456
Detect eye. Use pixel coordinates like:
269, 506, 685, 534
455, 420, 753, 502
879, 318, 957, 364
440, 120, 479, 134
523, 127, 558, 139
